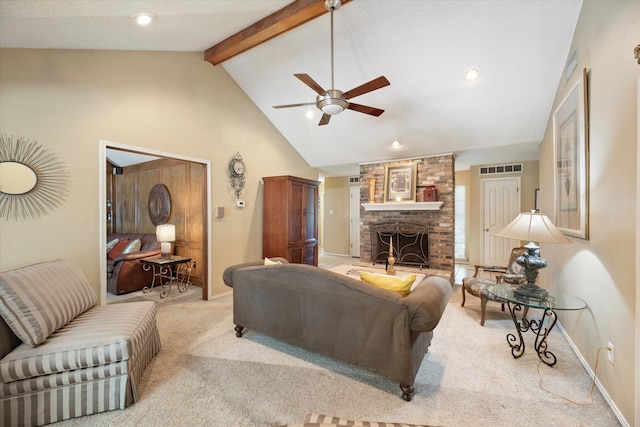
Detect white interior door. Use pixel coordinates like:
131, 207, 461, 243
482, 177, 520, 266
349, 186, 360, 257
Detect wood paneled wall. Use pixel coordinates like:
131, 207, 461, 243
112, 158, 207, 287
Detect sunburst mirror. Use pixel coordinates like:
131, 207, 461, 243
0, 134, 70, 220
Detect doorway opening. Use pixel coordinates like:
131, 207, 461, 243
99, 140, 212, 304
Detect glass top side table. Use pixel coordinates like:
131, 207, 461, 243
487, 283, 586, 366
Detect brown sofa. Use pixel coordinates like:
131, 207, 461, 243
107, 233, 162, 295
222, 260, 452, 401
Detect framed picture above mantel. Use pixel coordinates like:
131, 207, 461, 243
383, 163, 417, 203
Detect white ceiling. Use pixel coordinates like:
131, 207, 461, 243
0, 0, 583, 175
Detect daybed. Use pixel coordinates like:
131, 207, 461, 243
107, 232, 163, 295
0, 259, 161, 426
223, 260, 452, 401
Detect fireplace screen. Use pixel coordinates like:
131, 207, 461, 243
371, 222, 429, 268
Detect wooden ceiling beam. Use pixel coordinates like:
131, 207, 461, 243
204, 0, 351, 66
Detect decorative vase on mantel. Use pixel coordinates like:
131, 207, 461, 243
367, 178, 376, 203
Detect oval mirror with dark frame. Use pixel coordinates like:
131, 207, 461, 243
148, 183, 171, 225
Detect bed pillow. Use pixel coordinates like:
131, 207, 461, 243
264, 257, 283, 265
359, 271, 417, 297
0, 259, 97, 347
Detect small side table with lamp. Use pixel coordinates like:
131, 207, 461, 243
489, 210, 586, 366
140, 224, 193, 298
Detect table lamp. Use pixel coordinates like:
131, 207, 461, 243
494, 210, 572, 299
156, 224, 175, 260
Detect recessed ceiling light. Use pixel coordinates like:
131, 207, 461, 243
131, 13, 153, 26
464, 67, 480, 81
391, 140, 402, 149
306, 110, 314, 119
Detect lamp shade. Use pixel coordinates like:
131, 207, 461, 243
156, 224, 175, 242
494, 211, 572, 244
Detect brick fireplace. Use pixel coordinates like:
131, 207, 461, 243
359, 155, 455, 276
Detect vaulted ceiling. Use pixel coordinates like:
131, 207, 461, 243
0, 0, 583, 175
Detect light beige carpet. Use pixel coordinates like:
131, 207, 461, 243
54, 285, 620, 426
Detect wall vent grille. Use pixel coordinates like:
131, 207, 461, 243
349, 176, 360, 184
479, 163, 523, 175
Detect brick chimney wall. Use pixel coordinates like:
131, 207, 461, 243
359, 154, 455, 273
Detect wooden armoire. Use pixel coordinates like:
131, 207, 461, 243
262, 175, 320, 266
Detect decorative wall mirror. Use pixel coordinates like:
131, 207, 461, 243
148, 183, 171, 225
0, 135, 70, 221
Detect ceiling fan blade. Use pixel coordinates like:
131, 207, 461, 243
319, 114, 331, 126
343, 76, 390, 99
347, 102, 385, 117
294, 73, 326, 96
273, 101, 315, 109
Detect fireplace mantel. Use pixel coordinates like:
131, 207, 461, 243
362, 202, 443, 211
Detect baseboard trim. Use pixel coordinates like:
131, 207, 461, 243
209, 289, 232, 300
557, 322, 629, 427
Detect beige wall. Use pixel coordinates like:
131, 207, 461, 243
463, 160, 540, 265
0, 48, 318, 300
539, 1, 638, 424
323, 177, 351, 255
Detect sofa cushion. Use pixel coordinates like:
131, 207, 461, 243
121, 239, 142, 255
106, 238, 120, 253
359, 271, 417, 297
109, 239, 130, 260
0, 301, 157, 383
0, 260, 97, 347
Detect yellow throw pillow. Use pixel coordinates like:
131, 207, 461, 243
264, 257, 282, 266
359, 271, 416, 297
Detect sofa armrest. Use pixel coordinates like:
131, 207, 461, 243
404, 276, 452, 332
222, 258, 289, 287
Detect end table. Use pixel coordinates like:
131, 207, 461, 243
487, 283, 586, 366
140, 255, 193, 298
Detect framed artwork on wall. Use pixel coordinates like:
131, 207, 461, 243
553, 68, 589, 239
383, 163, 417, 203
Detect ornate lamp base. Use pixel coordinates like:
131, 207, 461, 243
513, 283, 549, 300
514, 241, 549, 300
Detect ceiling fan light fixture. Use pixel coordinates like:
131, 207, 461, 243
317, 90, 348, 115
321, 104, 345, 115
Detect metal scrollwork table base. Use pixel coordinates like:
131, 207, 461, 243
140, 255, 193, 298
487, 284, 586, 367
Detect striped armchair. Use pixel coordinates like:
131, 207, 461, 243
0, 260, 161, 426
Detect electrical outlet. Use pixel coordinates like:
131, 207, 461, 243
607, 342, 614, 365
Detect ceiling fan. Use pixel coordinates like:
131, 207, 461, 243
273, 0, 390, 126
